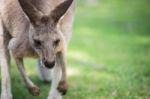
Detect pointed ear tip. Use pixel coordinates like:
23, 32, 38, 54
49, 0, 74, 23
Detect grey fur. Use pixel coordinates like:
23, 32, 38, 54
0, 0, 75, 99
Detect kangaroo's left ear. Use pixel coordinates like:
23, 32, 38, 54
18, 0, 44, 26
49, 0, 74, 23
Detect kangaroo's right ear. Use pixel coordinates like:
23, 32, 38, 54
18, 0, 43, 26
49, 0, 74, 23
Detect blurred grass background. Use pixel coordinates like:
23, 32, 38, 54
1, 0, 150, 99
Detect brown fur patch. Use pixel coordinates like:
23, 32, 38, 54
57, 81, 68, 95
27, 85, 40, 96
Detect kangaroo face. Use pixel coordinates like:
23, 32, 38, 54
19, 0, 73, 68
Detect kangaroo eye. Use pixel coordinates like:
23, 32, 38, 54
54, 39, 60, 46
34, 40, 41, 48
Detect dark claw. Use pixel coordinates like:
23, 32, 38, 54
28, 85, 40, 96
57, 81, 68, 95
57, 87, 68, 95
61, 89, 67, 95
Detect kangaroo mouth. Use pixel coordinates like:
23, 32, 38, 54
39, 59, 55, 69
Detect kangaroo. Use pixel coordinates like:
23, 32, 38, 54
0, 0, 75, 99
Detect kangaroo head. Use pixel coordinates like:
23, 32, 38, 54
18, 0, 73, 69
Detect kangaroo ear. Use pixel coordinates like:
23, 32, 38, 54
50, 0, 74, 23
18, 0, 43, 25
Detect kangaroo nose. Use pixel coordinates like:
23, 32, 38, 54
44, 61, 55, 69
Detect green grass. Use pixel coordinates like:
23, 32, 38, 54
1, 0, 150, 99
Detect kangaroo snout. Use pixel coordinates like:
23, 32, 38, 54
43, 60, 55, 69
